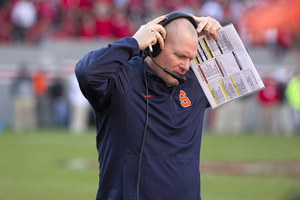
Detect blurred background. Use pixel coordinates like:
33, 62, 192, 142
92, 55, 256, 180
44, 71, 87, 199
0, 0, 299, 134
0, 0, 300, 200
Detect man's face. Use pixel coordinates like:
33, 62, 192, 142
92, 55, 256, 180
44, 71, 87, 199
154, 34, 198, 87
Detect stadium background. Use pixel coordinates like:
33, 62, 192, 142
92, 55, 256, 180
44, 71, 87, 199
0, 0, 300, 200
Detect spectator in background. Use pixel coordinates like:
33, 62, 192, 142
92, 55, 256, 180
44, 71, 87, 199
127, 4, 144, 34
229, 0, 245, 25
285, 72, 300, 133
60, 0, 80, 12
111, 8, 131, 38
25, 0, 58, 43
113, 0, 129, 10
32, 68, 48, 97
60, 9, 80, 38
11, 63, 37, 132
80, 13, 97, 41
273, 68, 294, 134
32, 68, 49, 127
175, 0, 202, 15
200, 0, 224, 23
0, 0, 12, 44
10, 0, 37, 43
36, 0, 57, 23
50, 77, 68, 127
68, 73, 90, 134
94, 0, 113, 39
78, 0, 93, 14
256, 76, 280, 133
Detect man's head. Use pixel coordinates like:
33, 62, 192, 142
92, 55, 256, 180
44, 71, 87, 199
147, 18, 199, 87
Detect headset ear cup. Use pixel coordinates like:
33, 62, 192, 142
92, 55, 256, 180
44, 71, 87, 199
150, 43, 162, 57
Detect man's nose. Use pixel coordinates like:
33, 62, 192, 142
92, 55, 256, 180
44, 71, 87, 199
180, 59, 191, 72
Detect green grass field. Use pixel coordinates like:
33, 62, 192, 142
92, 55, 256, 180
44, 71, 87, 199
0, 129, 300, 200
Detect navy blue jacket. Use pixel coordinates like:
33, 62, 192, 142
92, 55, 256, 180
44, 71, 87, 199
75, 37, 209, 200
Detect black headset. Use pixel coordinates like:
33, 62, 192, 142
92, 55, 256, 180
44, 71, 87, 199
144, 11, 198, 58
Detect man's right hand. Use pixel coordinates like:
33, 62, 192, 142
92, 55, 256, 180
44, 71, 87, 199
133, 16, 166, 51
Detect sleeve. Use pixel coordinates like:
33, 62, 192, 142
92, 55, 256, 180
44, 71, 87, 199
75, 37, 140, 112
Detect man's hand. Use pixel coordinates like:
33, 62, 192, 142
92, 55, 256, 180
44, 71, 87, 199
190, 15, 222, 40
133, 16, 166, 51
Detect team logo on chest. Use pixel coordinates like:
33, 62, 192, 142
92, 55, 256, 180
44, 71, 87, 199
179, 90, 191, 108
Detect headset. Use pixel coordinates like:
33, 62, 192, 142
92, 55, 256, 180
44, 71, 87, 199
137, 11, 198, 200
146, 11, 198, 57
141, 11, 198, 84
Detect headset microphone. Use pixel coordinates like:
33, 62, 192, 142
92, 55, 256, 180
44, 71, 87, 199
148, 44, 186, 84
158, 66, 186, 84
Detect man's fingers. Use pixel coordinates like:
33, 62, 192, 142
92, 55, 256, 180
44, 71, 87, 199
210, 24, 221, 40
132, 15, 166, 51
190, 14, 207, 32
191, 14, 222, 40
153, 24, 166, 39
146, 16, 167, 40
147, 16, 166, 26
209, 20, 221, 40
154, 30, 165, 50
203, 17, 213, 40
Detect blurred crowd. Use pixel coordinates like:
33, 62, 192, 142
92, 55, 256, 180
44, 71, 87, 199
3, 0, 300, 135
10, 62, 300, 135
10, 63, 91, 134
0, 0, 273, 45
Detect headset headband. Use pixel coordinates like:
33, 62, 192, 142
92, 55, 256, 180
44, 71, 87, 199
150, 11, 198, 57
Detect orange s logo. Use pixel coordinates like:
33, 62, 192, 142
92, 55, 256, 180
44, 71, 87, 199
179, 90, 191, 108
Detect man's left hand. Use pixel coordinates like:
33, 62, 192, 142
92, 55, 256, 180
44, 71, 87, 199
190, 15, 222, 40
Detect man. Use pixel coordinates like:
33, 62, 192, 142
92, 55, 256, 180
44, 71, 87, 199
75, 12, 221, 200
